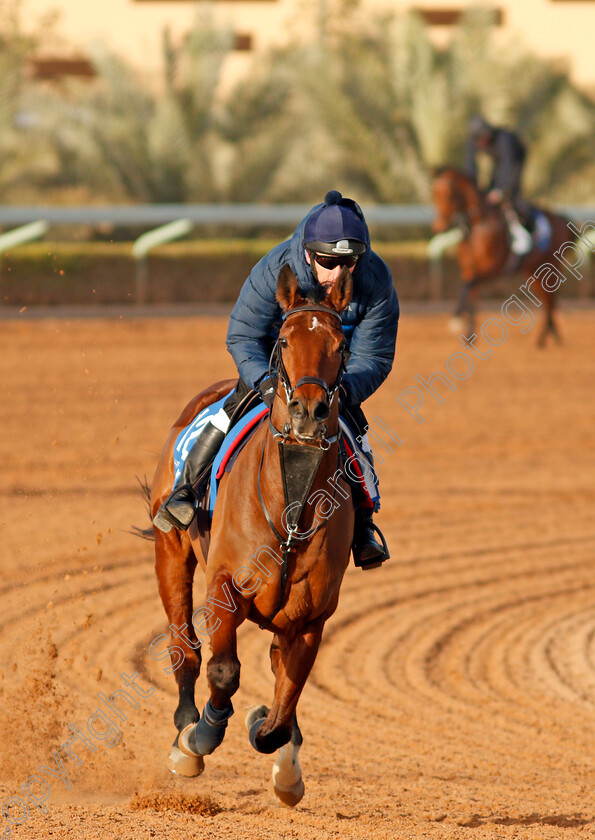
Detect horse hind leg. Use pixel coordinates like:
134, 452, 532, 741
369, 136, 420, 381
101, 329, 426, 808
154, 528, 204, 777
451, 280, 477, 339
449, 285, 468, 335
548, 309, 563, 345
537, 300, 562, 348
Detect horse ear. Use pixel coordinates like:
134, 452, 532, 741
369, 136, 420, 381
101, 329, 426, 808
326, 266, 353, 313
276, 264, 300, 311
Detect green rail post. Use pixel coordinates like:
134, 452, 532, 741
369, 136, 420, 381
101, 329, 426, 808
0, 221, 49, 306
426, 228, 464, 301
132, 218, 193, 305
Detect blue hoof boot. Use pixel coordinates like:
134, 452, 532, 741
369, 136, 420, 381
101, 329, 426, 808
248, 716, 266, 751
184, 700, 234, 756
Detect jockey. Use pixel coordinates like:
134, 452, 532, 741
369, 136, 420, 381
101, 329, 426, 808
464, 115, 534, 252
153, 190, 399, 569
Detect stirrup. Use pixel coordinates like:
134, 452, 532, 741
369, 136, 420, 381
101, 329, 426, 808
353, 521, 390, 569
153, 484, 198, 533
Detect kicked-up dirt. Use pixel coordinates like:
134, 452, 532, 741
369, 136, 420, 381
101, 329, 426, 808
0, 305, 594, 840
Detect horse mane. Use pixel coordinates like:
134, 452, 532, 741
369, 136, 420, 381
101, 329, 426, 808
433, 165, 477, 190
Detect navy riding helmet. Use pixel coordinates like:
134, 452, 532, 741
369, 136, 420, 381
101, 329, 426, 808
303, 190, 367, 257
468, 114, 494, 140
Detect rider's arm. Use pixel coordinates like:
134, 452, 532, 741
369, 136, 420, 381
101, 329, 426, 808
341, 257, 399, 406
226, 252, 284, 390
463, 137, 479, 183
492, 132, 526, 198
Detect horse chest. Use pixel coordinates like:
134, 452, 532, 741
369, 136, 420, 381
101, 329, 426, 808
281, 578, 314, 622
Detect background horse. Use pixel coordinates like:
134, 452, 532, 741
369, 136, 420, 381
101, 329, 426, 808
150, 264, 354, 806
432, 167, 574, 346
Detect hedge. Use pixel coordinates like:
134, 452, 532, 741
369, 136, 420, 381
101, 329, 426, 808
0, 240, 590, 306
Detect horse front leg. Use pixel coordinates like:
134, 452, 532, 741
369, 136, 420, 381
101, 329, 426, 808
245, 620, 324, 806
154, 529, 204, 776
178, 571, 249, 759
452, 279, 479, 338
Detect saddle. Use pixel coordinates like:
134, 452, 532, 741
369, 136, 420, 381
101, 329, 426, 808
173, 386, 380, 541
501, 204, 552, 271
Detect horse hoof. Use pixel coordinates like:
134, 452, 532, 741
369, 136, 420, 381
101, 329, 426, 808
271, 778, 305, 808
168, 744, 205, 777
448, 317, 464, 335
245, 704, 269, 732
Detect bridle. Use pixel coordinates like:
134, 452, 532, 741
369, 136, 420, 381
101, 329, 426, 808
257, 301, 346, 628
267, 304, 346, 450
438, 172, 484, 232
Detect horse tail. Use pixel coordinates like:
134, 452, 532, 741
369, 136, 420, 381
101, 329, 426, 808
131, 475, 155, 541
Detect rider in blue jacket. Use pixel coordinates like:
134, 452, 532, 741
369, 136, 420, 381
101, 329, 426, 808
464, 114, 533, 232
154, 190, 399, 568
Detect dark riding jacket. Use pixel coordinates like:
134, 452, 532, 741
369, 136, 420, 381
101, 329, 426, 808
464, 128, 526, 199
226, 203, 399, 407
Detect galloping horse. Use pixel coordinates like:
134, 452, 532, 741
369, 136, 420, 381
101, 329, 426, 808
150, 264, 354, 806
432, 167, 573, 345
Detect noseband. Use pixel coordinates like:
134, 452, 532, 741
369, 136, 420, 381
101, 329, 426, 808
267, 304, 346, 449
258, 303, 346, 628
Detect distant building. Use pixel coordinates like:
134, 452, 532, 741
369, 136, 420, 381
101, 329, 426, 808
22, 0, 595, 92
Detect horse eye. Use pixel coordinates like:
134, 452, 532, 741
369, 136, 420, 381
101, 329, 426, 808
279, 337, 288, 348
338, 341, 347, 352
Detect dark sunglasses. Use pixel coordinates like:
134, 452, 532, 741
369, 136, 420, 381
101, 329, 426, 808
314, 253, 360, 270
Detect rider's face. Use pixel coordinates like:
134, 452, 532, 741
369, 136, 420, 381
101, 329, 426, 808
305, 251, 359, 292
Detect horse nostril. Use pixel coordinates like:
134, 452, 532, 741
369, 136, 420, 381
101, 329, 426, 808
288, 399, 306, 420
312, 400, 330, 422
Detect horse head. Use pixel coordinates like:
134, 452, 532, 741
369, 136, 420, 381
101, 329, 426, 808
431, 167, 483, 233
273, 263, 351, 445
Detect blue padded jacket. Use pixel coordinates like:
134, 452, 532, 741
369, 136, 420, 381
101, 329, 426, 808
226, 202, 399, 406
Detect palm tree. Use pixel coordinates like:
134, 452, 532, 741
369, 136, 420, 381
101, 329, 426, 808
296, 2, 595, 205
0, 0, 56, 200
39, 9, 234, 202
28, 0, 595, 206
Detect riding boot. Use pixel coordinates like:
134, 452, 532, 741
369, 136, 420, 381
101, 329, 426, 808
352, 507, 390, 570
153, 422, 226, 532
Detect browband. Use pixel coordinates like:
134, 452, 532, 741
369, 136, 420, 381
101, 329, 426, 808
282, 304, 342, 324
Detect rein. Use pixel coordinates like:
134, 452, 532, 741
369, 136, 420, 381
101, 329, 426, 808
256, 439, 341, 629
258, 302, 345, 628
267, 304, 345, 448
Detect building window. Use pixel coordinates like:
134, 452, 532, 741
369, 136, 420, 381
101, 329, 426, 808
413, 7, 504, 25
234, 34, 253, 51
30, 57, 95, 81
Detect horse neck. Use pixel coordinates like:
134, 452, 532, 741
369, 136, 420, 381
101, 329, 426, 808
456, 175, 485, 223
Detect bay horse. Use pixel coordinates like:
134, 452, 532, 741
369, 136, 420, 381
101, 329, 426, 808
150, 264, 354, 806
432, 167, 573, 345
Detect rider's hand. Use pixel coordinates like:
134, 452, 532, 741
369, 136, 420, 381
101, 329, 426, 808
258, 375, 278, 408
338, 384, 351, 413
487, 188, 503, 204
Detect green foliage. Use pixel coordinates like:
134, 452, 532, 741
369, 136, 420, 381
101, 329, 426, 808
0, 0, 57, 196
3, 1, 595, 205
33, 9, 234, 201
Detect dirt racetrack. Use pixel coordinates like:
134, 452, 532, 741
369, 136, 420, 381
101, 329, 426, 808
1, 305, 594, 840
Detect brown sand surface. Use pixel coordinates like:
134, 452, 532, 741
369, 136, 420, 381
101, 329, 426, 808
1, 307, 594, 840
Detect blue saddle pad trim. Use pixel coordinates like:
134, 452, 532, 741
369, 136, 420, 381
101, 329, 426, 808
172, 390, 233, 485
533, 209, 552, 250
172, 395, 381, 517
208, 403, 269, 513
